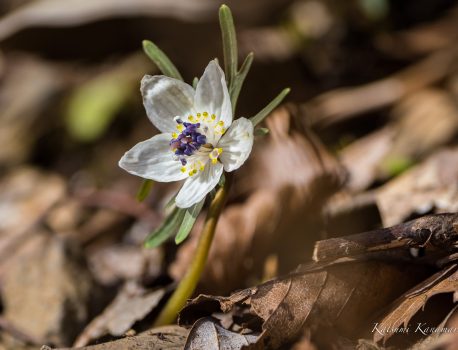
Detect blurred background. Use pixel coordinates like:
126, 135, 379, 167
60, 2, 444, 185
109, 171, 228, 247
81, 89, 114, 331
1, 0, 458, 349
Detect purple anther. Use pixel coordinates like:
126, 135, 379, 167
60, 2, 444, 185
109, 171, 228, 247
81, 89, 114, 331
197, 135, 206, 144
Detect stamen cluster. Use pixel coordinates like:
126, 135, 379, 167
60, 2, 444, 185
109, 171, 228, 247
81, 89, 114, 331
169, 119, 207, 165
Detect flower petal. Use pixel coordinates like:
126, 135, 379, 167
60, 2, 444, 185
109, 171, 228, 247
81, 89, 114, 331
141, 75, 195, 133
218, 117, 254, 172
175, 162, 223, 208
195, 60, 232, 128
119, 133, 187, 182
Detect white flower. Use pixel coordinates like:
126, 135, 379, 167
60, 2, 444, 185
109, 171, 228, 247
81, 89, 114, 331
119, 60, 254, 208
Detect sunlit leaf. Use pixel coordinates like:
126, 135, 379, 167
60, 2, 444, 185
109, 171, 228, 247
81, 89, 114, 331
143, 40, 183, 81
219, 5, 237, 89
175, 198, 205, 244
230, 52, 254, 110
136, 179, 154, 202
144, 207, 186, 248
250, 88, 290, 127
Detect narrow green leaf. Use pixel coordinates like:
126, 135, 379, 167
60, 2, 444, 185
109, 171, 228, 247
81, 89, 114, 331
254, 127, 270, 136
192, 77, 199, 89
219, 4, 237, 89
136, 179, 154, 202
250, 88, 291, 127
144, 207, 186, 248
142, 40, 183, 81
175, 199, 205, 244
165, 192, 179, 212
230, 52, 254, 111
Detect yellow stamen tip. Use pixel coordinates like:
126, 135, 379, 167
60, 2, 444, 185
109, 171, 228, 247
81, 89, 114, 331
217, 121, 224, 126
217, 148, 223, 154
181, 167, 186, 173
203, 112, 208, 117
212, 158, 218, 164
211, 114, 216, 120
172, 132, 178, 138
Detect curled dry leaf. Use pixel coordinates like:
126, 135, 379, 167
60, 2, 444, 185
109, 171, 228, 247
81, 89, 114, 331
170, 107, 345, 294
73, 282, 165, 347
49, 325, 188, 350
372, 264, 458, 344
179, 260, 429, 349
184, 317, 258, 350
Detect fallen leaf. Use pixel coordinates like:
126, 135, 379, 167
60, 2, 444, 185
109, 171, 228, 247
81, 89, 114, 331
180, 260, 429, 349
184, 317, 258, 350
2, 234, 94, 347
73, 282, 165, 347
372, 264, 458, 344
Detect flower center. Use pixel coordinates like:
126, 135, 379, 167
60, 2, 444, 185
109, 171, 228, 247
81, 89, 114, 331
169, 112, 226, 177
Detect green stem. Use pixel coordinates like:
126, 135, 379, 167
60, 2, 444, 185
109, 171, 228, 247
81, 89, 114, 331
153, 175, 232, 326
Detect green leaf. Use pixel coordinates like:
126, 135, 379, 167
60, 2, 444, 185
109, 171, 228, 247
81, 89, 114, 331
144, 207, 186, 248
254, 127, 270, 136
136, 179, 154, 202
382, 156, 414, 177
65, 71, 132, 142
219, 4, 238, 89
142, 40, 183, 81
175, 199, 205, 244
250, 88, 291, 127
230, 52, 254, 111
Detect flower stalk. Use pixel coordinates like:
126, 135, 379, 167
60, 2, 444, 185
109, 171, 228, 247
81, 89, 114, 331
153, 174, 233, 326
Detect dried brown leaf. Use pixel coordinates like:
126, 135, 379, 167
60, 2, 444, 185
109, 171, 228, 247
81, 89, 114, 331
3, 234, 94, 346
180, 260, 428, 349
372, 264, 458, 344
184, 317, 258, 350
73, 282, 165, 347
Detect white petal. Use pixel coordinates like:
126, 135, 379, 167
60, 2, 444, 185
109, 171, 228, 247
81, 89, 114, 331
175, 162, 223, 208
119, 133, 187, 182
141, 75, 195, 133
195, 60, 232, 128
218, 117, 254, 172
